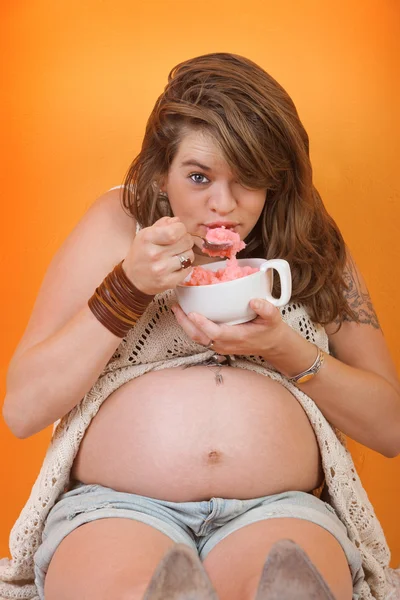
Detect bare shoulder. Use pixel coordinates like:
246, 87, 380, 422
91, 186, 137, 240
7, 187, 136, 365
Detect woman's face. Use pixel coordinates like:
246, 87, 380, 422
161, 129, 267, 264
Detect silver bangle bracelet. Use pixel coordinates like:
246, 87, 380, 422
288, 347, 325, 385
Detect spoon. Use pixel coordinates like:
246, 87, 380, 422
189, 233, 233, 252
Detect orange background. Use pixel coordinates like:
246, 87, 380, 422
1, 0, 399, 567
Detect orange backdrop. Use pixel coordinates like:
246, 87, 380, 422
1, 0, 399, 567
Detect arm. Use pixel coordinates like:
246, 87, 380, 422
265, 253, 400, 458
2, 189, 135, 439
4, 307, 126, 438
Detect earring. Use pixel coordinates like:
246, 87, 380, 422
151, 181, 168, 198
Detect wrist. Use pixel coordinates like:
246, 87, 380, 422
261, 324, 319, 378
88, 261, 154, 338
288, 347, 325, 384
122, 259, 162, 298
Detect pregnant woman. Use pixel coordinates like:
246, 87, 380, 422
2, 53, 400, 600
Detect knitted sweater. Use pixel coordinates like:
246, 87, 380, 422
1, 292, 399, 599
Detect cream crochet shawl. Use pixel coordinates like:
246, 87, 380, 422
1, 292, 399, 600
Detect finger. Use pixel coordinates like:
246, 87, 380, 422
186, 312, 222, 342
154, 216, 180, 227
171, 304, 211, 345
249, 298, 282, 325
163, 233, 195, 258
177, 250, 196, 270
150, 219, 187, 246
166, 249, 195, 276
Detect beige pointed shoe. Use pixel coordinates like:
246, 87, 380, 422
255, 539, 337, 599
143, 543, 219, 600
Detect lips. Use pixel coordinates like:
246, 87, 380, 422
204, 222, 239, 229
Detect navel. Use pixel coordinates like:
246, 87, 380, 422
205, 449, 223, 465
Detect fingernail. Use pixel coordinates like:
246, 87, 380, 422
252, 300, 261, 310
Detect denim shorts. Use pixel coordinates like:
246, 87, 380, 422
34, 482, 364, 599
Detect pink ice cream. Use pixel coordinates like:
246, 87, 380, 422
203, 227, 245, 258
184, 227, 259, 286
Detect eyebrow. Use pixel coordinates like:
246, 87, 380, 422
180, 160, 212, 172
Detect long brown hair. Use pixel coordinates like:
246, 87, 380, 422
122, 52, 355, 325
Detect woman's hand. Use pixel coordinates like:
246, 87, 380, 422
122, 216, 195, 296
171, 298, 287, 357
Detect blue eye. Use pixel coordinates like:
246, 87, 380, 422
189, 173, 209, 184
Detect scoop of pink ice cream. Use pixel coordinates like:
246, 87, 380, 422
183, 226, 259, 286
204, 227, 245, 258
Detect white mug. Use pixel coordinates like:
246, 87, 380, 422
175, 258, 292, 325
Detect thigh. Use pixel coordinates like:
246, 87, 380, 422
43, 518, 175, 600
203, 518, 354, 600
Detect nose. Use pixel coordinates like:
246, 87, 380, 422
208, 183, 237, 215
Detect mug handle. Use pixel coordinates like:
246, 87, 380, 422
259, 259, 292, 307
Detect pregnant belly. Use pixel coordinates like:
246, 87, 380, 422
71, 365, 324, 501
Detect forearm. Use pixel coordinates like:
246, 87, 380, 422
265, 325, 400, 458
3, 305, 122, 438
